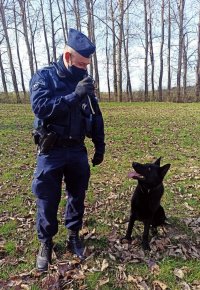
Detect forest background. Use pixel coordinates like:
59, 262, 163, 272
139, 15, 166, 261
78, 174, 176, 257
0, 0, 200, 103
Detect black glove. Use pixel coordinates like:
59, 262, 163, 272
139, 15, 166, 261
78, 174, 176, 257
75, 76, 94, 98
92, 152, 104, 167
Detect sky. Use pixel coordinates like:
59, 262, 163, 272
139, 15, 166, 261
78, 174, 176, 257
0, 0, 199, 93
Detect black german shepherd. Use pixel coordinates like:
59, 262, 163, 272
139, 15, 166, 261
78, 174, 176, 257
122, 157, 171, 250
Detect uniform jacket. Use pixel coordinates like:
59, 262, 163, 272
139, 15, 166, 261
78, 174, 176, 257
29, 56, 105, 155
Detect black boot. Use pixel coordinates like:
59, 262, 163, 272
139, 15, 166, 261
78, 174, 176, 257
67, 230, 85, 260
36, 240, 53, 271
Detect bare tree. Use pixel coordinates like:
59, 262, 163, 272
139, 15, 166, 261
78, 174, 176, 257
0, 49, 8, 97
167, 0, 171, 98
148, 0, 155, 100
62, 0, 68, 39
182, 32, 188, 100
110, 0, 118, 100
105, 0, 111, 100
176, 0, 185, 102
13, 0, 26, 96
18, 0, 34, 77
144, 0, 149, 101
74, 0, 81, 30
90, 2, 100, 98
85, 0, 100, 98
85, 0, 93, 75
56, 0, 67, 43
196, 10, 200, 101
158, 0, 165, 102
117, 0, 124, 102
40, 0, 51, 65
123, 8, 133, 101
27, 2, 40, 71
0, 0, 20, 102
49, 0, 57, 62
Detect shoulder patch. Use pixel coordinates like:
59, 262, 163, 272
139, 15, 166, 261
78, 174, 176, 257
32, 80, 46, 91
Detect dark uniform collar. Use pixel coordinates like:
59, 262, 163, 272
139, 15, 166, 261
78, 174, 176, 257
53, 55, 71, 79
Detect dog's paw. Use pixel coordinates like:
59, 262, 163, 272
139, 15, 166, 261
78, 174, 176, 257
142, 241, 151, 251
120, 236, 132, 244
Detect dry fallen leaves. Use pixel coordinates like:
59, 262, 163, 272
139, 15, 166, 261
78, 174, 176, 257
152, 280, 168, 290
173, 268, 185, 279
101, 259, 109, 271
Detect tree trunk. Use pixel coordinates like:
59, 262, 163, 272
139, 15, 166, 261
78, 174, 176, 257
0, 1, 20, 102
62, 0, 68, 39
74, 0, 81, 30
27, 2, 39, 71
148, 0, 155, 100
158, 0, 165, 102
183, 33, 188, 101
167, 0, 171, 99
91, 4, 100, 99
177, 0, 185, 103
18, 0, 34, 77
13, 1, 26, 97
84, 0, 94, 75
0, 51, 8, 96
144, 0, 149, 101
49, 0, 57, 62
117, 0, 124, 102
196, 11, 200, 102
123, 21, 133, 101
40, 0, 51, 65
105, 0, 111, 101
110, 0, 118, 100
56, 0, 67, 43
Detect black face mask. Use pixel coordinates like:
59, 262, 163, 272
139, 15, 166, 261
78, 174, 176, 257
68, 65, 87, 81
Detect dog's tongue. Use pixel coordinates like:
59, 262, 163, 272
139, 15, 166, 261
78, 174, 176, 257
128, 171, 142, 179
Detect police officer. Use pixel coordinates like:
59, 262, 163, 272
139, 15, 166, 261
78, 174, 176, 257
30, 28, 105, 271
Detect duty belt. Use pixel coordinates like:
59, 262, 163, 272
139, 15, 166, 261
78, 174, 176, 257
55, 137, 84, 147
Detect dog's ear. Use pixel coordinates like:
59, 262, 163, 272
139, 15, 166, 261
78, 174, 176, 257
154, 157, 162, 166
160, 164, 171, 178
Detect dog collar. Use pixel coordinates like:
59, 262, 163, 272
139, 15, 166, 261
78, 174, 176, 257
140, 183, 162, 194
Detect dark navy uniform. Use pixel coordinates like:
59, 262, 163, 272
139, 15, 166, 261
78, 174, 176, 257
30, 56, 105, 243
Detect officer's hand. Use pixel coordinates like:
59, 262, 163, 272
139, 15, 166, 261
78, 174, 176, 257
75, 76, 94, 98
92, 152, 104, 167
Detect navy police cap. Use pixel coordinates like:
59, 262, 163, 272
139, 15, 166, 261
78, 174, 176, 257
67, 28, 95, 58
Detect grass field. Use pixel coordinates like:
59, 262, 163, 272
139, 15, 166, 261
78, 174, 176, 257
0, 102, 200, 289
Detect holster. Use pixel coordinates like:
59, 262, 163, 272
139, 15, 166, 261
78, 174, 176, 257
32, 127, 57, 153
39, 131, 57, 153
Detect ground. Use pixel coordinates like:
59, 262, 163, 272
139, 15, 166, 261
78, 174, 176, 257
0, 102, 199, 289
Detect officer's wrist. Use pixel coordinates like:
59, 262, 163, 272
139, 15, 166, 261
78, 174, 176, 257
63, 92, 81, 104
74, 90, 85, 100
